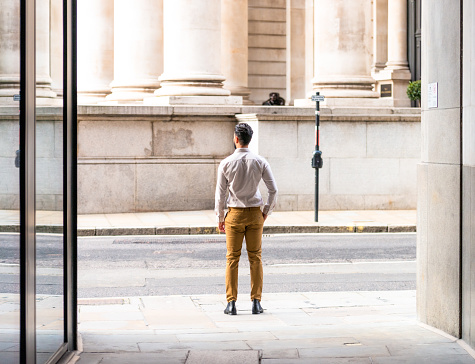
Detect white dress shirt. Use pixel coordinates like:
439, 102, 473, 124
215, 148, 278, 223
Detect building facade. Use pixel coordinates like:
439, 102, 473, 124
0, 0, 419, 107
0, 0, 423, 215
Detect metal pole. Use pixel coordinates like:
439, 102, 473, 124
315, 92, 320, 222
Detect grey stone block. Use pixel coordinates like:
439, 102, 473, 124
0, 225, 20, 233
36, 225, 64, 234
319, 225, 355, 234
0, 159, 20, 195
320, 121, 367, 158
189, 227, 219, 235
135, 163, 215, 212
425, 163, 461, 337
95, 227, 155, 236
355, 225, 388, 233
77, 228, 96, 237
78, 120, 153, 158
36, 121, 55, 158
0, 194, 20, 210
330, 159, 400, 195
0, 120, 19, 157
422, 108, 461, 165
388, 225, 417, 233
78, 163, 136, 214
257, 121, 298, 159
156, 227, 191, 235
152, 120, 234, 158
366, 122, 421, 159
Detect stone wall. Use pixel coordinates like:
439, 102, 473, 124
0, 105, 420, 214
0, 107, 64, 211
76, 105, 419, 214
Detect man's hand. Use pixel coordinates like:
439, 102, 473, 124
262, 213, 268, 222
218, 221, 226, 233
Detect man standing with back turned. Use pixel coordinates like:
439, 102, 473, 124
215, 123, 278, 315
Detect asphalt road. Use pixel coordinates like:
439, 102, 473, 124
0, 233, 416, 298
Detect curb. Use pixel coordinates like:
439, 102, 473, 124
78, 224, 416, 237
1, 224, 417, 236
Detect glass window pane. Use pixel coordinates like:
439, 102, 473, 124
0, 0, 21, 362
36, 0, 65, 361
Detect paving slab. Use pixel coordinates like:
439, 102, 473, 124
74, 291, 475, 363
185, 350, 259, 364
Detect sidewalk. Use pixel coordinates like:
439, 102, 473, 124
71, 290, 475, 364
0, 209, 417, 236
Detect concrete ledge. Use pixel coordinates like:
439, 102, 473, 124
319, 225, 356, 234
0, 225, 20, 233
189, 226, 219, 235
95, 227, 156, 236
356, 225, 388, 233
388, 224, 417, 233
77, 228, 96, 237
156, 226, 191, 235
36, 225, 64, 234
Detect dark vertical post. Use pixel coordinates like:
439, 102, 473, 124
20, 0, 36, 362
315, 93, 320, 222
311, 92, 324, 222
64, 0, 78, 351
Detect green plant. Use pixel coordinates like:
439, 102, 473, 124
407, 80, 421, 102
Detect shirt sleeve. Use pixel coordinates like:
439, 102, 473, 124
262, 162, 278, 216
215, 162, 228, 222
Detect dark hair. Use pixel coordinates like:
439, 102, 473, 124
235, 123, 253, 146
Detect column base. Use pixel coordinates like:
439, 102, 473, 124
104, 91, 156, 105
0, 90, 20, 106
78, 88, 111, 105
310, 75, 379, 105
144, 95, 243, 106
294, 97, 392, 108
374, 68, 412, 107
226, 85, 252, 105
105, 80, 161, 104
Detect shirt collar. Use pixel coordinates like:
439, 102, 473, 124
234, 148, 250, 153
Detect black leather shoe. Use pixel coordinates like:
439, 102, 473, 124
224, 300, 237, 315
252, 299, 263, 314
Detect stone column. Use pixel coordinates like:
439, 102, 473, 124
372, 0, 388, 73
221, 0, 250, 103
0, 0, 20, 105
148, 0, 234, 105
386, 0, 409, 70
374, 0, 411, 106
106, 0, 163, 104
286, 0, 307, 105
36, 0, 57, 104
50, 0, 63, 97
312, 0, 377, 104
77, 0, 114, 104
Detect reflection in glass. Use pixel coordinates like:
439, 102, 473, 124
0, 0, 21, 363
36, 0, 65, 362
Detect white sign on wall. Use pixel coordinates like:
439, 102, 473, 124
428, 82, 438, 108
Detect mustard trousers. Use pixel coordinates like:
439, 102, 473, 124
225, 207, 264, 302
